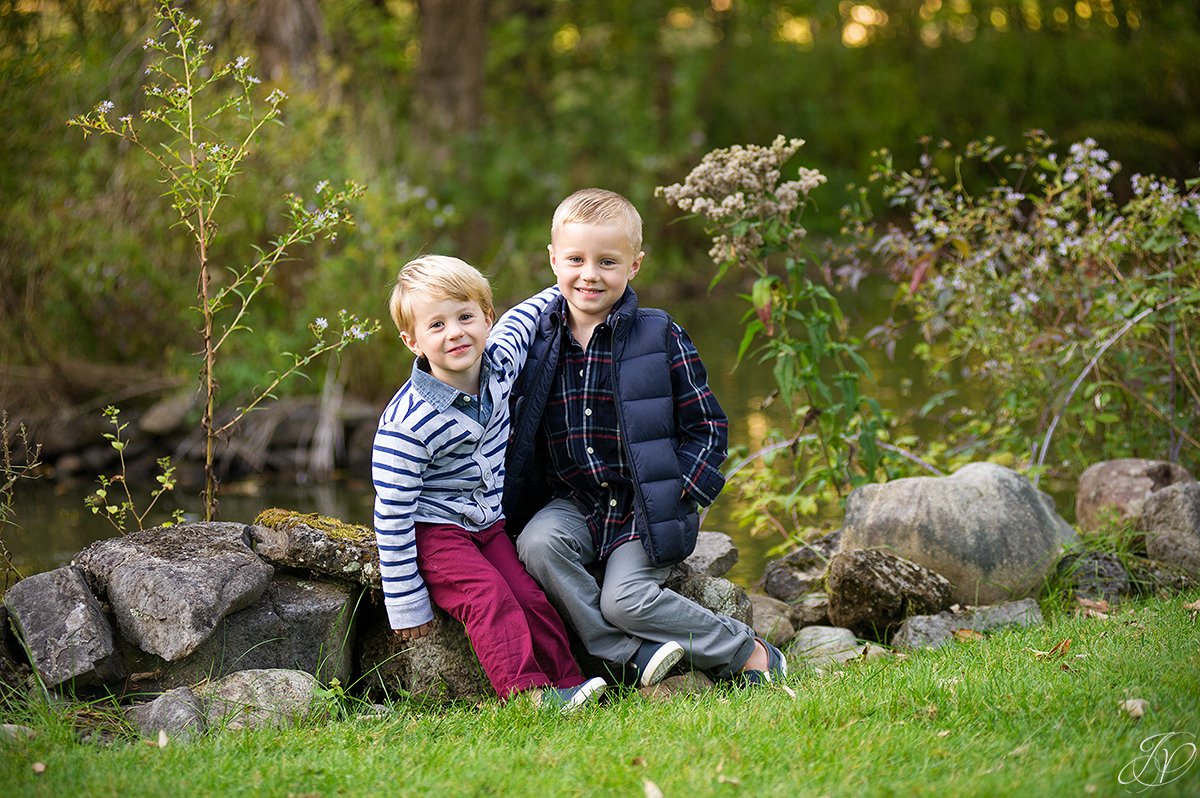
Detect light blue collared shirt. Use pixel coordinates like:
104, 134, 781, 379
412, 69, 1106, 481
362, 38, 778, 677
410, 353, 494, 426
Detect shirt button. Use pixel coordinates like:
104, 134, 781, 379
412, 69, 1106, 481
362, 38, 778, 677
609, 499, 618, 507
584, 408, 592, 416
586, 447, 594, 454
578, 370, 584, 377
600, 482, 609, 488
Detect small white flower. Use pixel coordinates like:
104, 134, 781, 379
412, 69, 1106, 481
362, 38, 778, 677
98, 100, 115, 114
235, 55, 249, 70
315, 180, 329, 194
314, 317, 329, 332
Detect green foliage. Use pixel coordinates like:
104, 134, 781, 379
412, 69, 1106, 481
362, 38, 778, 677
659, 136, 890, 537
67, 2, 379, 517
1, 412, 41, 592
830, 131, 1200, 482
85, 406, 183, 534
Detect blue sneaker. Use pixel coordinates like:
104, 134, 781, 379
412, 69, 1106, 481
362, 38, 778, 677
630, 640, 685, 688
741, 638, 788, 686
537, 677, 607, 714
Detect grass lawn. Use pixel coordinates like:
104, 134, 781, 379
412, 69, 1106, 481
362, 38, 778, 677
3, 590, 1198, 798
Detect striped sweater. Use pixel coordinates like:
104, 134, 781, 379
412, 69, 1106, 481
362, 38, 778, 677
371, 287, 558, 630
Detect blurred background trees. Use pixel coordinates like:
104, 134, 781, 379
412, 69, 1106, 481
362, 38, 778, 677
1, 0, 1197, 411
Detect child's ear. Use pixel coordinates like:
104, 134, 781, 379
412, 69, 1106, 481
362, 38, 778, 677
547, 243, 558, 275
399, 330, 420, 357
629, 250, 645, 279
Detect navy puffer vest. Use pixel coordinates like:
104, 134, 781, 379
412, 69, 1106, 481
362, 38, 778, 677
504, 291, 701, 567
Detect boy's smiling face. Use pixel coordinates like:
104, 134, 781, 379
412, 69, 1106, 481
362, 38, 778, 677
400, 292, 493, 393
549, 221, 644, 331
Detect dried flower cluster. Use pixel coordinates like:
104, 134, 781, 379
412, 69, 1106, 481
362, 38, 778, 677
657, 135, 826, 269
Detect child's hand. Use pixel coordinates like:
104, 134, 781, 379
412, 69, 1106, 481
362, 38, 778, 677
394, 622, 434, 641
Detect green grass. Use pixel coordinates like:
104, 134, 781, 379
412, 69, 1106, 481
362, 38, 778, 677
3, 590, 1199, 798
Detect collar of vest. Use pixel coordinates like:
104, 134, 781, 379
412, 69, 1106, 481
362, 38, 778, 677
541, 286, 640, 335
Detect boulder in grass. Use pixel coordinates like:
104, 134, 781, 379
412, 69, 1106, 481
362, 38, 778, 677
73, 522, 273, 662
761, 530, 841, 604
839, 463, 1077, 605
121, 575, 358, 692
891, 598, 1043, 649
789, 626, 865, 669
198, 668, 318, 731
826, 548, 954, 639
3, 566, 126, 690
684, 532, 739, 578
749, 594, 796, 648
1076, 459, 1193, 532
126, 686, 205, 743
1140, 482, 1200, 576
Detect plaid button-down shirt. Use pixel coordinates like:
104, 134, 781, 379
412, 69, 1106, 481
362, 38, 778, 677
540, 302, 727, 560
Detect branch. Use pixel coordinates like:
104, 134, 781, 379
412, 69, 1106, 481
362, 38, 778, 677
1032, 297, 1179, 484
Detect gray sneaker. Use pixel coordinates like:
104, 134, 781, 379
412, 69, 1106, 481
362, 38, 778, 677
629, 640, 685, 688
538, 677, 607, 714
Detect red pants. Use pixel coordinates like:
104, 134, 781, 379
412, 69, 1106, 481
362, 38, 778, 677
415, 519, 585, 698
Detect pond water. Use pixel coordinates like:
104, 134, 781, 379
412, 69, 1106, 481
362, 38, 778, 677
3, 277, 1029, 589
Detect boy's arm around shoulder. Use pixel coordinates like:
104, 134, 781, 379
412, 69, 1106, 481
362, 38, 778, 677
487, 286, 559, 380
668, 320, 729, 506
371, 409, 435, 631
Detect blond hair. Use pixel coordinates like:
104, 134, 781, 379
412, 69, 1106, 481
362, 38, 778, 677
551, 188, 643, 253
388, 255, 494, 336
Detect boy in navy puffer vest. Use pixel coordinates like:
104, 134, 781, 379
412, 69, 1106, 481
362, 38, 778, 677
504, 189, 787, 686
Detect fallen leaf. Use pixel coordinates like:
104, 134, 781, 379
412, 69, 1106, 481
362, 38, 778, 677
157, 729, 169, 749
954, 628, 985, 642
1184, 599, 1200, 612
1007, 744, 1030, 758
32, 762, 46, 774
717, 774, 742, 785
780, 685, 797, 699
1119, 698, 1147, 719
1080, 608, 1109, 620
1077, 597, 1110, 613
630, 756, 647, 767
644, 780, 664, 798
936, 730, 951, 738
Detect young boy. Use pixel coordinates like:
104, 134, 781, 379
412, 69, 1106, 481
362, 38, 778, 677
504, 189, 787, 687
372, 255, 606, 711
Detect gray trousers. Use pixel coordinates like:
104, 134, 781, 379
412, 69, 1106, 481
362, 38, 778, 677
515, 498, 757, 679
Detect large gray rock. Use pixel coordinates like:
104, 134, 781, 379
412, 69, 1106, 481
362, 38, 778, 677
684, 532, 739, 578
891, 599, 1043, 649
840, 463, 1077, 605
356, 604, 490, 701
198, 668, 317, 731
1056, 550, 1132, 602
249, 512, 381, 587
749, 594, 795, 648
790, 593, 831, 629
664, 567, 753, 626
1140, 482, 1200, 575
789, 626, 863, 669
126, 686, 205, 742
121, 575, 357, 692
826, 548, 953, 639
3, 566, 125, 689
1076, 459, 1194, 532
73, 523, 273, 661
761, 530, 841, 604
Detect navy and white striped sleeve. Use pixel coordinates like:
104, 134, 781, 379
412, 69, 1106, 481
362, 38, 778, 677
371, 417, 434, 630
487, 286, 558, 380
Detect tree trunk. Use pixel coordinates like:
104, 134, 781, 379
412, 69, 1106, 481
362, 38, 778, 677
250, 0, 328, 87
414, 0, 488, 165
